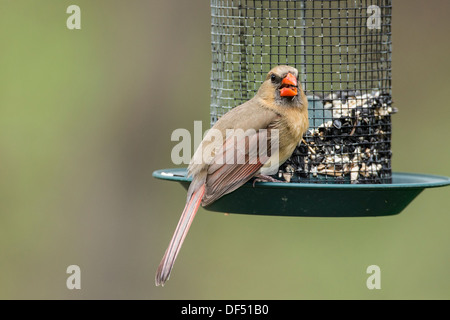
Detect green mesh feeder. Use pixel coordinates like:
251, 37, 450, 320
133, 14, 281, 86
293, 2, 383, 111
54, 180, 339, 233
154, 1, 450, 217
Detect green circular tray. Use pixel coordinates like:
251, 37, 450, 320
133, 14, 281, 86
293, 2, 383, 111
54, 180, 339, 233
153, 168, 450, 217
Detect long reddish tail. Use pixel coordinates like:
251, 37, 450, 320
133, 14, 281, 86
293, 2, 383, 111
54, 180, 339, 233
155, 184, 206, 286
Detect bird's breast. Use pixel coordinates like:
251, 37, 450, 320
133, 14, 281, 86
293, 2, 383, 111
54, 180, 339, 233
279, 107, 309, 146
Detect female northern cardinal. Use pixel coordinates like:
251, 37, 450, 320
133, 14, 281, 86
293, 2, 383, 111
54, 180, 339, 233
155, 65, 309, 286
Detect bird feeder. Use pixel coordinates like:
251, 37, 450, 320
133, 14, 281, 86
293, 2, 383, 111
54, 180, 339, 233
154, 0, 450, 217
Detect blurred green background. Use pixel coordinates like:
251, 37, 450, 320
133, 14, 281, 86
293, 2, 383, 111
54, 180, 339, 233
0, 0, 449, 299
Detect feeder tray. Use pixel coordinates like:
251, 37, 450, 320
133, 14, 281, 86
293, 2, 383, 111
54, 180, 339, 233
153, 168, 450, 218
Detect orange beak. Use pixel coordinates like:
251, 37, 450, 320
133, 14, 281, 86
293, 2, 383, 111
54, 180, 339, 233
280, 73, 298, 97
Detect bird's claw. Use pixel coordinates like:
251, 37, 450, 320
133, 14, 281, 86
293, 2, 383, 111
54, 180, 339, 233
252, 175, 286, 187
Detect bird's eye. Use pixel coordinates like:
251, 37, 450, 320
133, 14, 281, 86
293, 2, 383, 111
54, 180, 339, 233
270, 74, 277, 83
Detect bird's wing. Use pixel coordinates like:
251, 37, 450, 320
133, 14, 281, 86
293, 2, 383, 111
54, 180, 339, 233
202, 122, 280, 207
188, 100, 277, 177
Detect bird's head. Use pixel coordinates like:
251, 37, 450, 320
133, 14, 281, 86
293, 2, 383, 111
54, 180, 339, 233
257, 65, 306, 108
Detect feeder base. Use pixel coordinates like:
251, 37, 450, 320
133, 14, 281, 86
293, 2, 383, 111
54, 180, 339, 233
153, 169, 450, 217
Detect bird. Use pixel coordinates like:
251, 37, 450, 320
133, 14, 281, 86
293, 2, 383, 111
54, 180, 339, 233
155, 65, 309, 286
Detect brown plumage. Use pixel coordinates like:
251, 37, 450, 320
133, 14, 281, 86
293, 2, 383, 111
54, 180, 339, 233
155, 65, 309, 286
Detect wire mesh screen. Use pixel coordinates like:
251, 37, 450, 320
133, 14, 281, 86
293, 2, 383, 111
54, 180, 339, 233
210, 0, 394, 184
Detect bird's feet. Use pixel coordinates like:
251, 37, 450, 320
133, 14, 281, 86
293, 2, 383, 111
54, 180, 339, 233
252, 175, 286, 187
